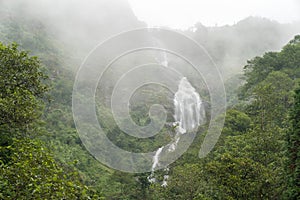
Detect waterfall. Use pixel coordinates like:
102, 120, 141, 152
148, 147, 163, 183
148, 77, 205, 186
174, 77, 203, 132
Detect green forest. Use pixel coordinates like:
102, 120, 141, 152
1, 1, 300, 200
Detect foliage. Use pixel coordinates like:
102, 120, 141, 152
240, 35, 300, 100
285, 85, 300, 199
222, 109, 251, 135
0, 40, 101, 199
247, 71, 294, 129
0, 42, 48, 130
0, 138, 100, 199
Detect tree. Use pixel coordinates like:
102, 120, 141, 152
0, 42, 48, 131
286, 86, 300, 199
222, 109, 251, 135
0, 138, 100, 199
0, 42, 101, 199
248, 71, 294, 130
239, 35, 300, 101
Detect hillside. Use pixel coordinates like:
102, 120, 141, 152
0, 0, 300, 199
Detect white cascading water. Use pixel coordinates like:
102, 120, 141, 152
148, 74, 205, 186
174, 77, 203, 133
148, 147, 163, 183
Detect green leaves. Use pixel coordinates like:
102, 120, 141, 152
0, 42, 101, 199
0, 138, 99, 199
285, 85, 300, 199
249, 71, 294, 129
0, 42, 48, 131
240, 35, 300, 100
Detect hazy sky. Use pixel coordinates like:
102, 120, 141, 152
128, 0, 300, 29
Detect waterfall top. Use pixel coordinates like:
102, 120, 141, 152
178, 77, 196, 93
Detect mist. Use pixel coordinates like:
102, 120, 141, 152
0, 0, 144, 56
0, 0, 299, 74
1, 0, 299, 78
